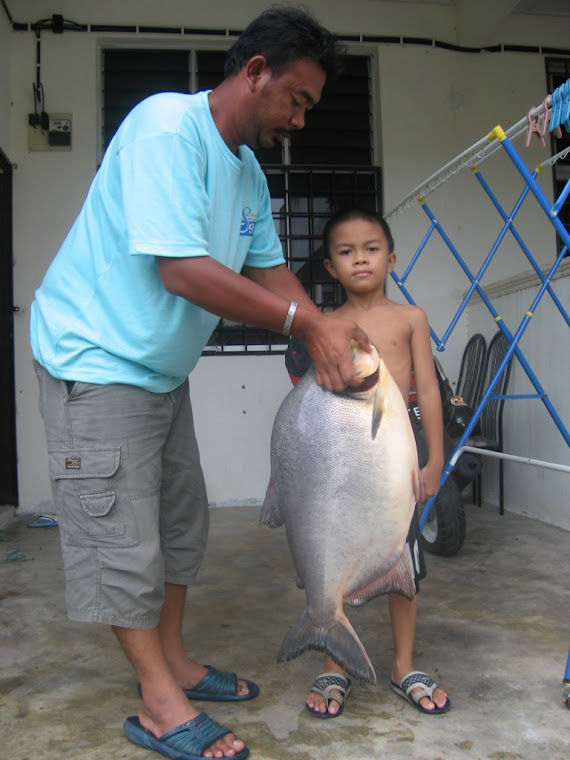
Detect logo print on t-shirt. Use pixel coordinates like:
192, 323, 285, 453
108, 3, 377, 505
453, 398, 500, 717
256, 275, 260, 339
240, 207, 257, 237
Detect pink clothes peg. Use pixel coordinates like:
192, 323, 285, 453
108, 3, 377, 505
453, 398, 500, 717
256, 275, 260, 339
525, 107, 546, 148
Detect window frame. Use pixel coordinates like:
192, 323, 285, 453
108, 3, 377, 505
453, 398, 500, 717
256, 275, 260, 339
96, 36, 233, 163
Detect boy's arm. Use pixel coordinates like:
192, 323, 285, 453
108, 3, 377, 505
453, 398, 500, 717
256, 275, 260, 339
410, 309, 444, 502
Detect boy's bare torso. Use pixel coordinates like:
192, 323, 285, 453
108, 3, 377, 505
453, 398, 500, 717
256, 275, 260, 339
330, 299, 420, 402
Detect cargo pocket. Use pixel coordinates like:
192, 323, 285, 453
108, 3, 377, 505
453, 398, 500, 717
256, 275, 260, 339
49, 447, 134, 546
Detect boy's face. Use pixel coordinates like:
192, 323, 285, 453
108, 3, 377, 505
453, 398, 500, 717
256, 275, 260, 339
323, 217, 396, 293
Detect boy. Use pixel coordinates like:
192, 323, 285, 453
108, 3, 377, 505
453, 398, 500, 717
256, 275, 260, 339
287, 208, 450, 718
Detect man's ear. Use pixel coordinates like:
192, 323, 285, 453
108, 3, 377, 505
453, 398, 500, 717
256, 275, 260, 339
323, 257, 339, 280
387, 251, 396, 274
244, 55, 270, 91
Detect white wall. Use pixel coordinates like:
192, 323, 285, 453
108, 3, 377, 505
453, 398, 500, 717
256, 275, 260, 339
191, 357, 293, 506
5, 0, 570, 528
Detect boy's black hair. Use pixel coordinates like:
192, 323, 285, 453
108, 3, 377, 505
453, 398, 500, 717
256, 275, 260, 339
322, 207, 395, 259
224, 5, 346, 79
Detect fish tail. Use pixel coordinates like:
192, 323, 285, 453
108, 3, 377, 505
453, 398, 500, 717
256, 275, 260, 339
277, 610, 376, 684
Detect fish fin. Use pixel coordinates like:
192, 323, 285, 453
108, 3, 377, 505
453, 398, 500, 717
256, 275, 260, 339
344, 549, 416, 606
259, 478, 284, 528
296, 575, 305, 590
277, 609, 376, 683
371, 384, 384, 440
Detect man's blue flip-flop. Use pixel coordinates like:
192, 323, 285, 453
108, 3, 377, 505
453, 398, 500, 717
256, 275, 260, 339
27, 515, 59, 528
137, 666, 259, 703
124, 713, 249, 760
183, 666, 259, 702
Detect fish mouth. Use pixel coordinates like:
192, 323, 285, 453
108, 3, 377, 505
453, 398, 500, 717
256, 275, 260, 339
345, 367, 379, 394
351, 343, 381, 378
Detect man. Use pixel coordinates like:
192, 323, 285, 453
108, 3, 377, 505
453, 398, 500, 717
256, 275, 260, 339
30, 6, 369, 760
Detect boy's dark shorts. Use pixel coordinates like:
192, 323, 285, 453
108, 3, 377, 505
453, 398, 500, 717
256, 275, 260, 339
407, 505, 427, 592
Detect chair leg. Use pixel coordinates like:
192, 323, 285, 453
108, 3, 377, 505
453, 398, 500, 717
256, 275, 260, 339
477, 472, 482, 507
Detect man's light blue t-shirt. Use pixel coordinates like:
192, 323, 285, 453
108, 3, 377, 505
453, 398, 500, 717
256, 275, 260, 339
30, 91, 285, 392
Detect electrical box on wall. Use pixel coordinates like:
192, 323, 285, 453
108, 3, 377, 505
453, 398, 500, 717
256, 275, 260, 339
28, 113, 72, 151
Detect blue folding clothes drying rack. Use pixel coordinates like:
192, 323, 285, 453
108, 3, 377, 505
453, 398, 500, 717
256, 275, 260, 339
384, 78, 570, 706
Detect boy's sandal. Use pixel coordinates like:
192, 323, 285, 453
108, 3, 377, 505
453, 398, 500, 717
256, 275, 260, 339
306, 672, 352, 719
390, 670, 451, 715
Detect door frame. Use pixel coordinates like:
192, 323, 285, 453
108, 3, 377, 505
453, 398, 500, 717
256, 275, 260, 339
0, 147, 18, 506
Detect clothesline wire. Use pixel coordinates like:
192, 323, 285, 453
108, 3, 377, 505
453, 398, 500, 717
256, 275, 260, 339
384, 98, 564, 221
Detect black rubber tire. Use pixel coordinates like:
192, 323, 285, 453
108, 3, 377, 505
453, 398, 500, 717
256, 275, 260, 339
419, 477, 466, 557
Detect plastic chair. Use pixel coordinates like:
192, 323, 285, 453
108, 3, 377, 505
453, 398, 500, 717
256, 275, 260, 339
470, 331, 513, 515
455, 333, 487, 409
453, 334, 487, 504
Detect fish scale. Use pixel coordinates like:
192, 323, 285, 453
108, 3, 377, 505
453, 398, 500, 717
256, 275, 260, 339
260, 347, 419, 683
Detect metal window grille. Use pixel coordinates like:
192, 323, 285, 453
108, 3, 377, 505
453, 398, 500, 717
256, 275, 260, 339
102, 49, 227, 151
203, 164, 383, 355
545, 57, 570, 256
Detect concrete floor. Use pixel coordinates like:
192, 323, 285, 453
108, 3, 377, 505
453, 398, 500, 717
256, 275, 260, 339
0, 500, 569, 760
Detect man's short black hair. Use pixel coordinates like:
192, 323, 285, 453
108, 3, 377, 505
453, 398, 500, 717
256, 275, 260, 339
224, 5, 346, 79
322, 208, 395, 259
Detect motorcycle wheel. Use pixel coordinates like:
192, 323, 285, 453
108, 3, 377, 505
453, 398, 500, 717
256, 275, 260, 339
419, 477, 466, 557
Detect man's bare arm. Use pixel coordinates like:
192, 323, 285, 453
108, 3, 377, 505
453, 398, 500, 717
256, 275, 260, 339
156, 256, 369, 391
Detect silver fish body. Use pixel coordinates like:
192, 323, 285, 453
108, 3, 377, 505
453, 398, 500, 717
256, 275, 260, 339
260, 350, 419, 683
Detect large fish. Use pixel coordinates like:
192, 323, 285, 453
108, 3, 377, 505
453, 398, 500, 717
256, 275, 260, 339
260, 344, 419, 683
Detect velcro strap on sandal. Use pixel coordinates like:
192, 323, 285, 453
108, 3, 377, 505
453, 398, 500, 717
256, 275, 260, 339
400, 671, 437, 700
311, 672, 351, 701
